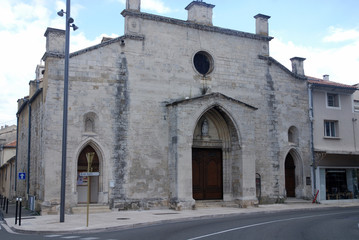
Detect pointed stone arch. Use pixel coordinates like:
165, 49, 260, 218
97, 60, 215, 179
166, 92, 257, 209
284, 148, 304, 198
75, 140, 107, 204
192, 104, 242, 201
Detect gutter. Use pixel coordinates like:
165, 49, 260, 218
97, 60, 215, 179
308, 83, 316, 196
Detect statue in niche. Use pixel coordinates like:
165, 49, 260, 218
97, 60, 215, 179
201, 118, 209, 137
85, 118, 94, 132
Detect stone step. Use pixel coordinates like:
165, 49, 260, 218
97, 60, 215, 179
285, 198, 312, 204
195, 200, 240, 209
71, 205, 111, 214
46, 211, 59, 215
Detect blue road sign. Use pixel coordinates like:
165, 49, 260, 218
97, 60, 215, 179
18, 172, 26, 180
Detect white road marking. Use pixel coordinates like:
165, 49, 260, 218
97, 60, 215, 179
187, 211, 359, 240
62, 236, 80, 239
45, 235, 63, 238
0, 221, 20, 235
79, 238, 100, 240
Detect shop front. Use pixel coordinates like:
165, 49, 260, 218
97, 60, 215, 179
316, 154, 359, 202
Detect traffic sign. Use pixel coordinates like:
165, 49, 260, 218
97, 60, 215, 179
18, 172, 26, 180
79, 172, 100, 177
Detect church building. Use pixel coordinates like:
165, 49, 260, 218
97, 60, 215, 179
16, 0, 312, 214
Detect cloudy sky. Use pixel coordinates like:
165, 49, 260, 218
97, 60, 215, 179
1, 0, 359, 126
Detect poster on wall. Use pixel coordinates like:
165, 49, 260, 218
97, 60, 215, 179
77, 172, 88, 186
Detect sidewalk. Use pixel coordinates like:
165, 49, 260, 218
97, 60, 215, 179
0, 202, 38, 219
2, 201, 359, 234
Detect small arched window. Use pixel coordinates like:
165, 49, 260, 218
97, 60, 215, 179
288, 126, 299, 145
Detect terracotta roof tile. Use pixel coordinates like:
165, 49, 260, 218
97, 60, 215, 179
4, 140, 16, 147
307, 76, 357, 90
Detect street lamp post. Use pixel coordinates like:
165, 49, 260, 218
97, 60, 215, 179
58, 0, 78, 223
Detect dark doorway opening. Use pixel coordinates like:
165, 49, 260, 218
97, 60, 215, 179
285, 154, 296, 197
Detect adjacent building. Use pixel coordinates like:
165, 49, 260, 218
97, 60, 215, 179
309, 76, 359, 202
0, 125, 17, 200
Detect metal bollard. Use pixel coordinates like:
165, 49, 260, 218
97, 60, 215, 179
19, 198, 22, 226
15, 197, 18, 225
6, 198, 9, 214
0, 195, 3, 208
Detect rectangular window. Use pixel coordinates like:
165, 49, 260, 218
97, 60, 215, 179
324, 120, 338, 137
354, 100, 359, 113
327, 93, 339, 108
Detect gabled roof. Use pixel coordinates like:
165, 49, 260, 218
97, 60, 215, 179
165, 92, 258, 110
308, 77, 357, 92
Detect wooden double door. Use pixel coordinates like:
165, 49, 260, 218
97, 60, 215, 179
192, 148, 223, 200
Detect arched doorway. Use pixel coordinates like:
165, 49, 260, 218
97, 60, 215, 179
77, 145, 99, 203
192, 106, 240, 201
285, 153, 296, 197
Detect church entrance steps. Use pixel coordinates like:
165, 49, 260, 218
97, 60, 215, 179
284, 198, 312, 204
71, 204, 111, 214
194, 200, 240, 209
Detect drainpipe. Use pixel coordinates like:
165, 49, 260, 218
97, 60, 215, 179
308, 83, 316, 196
27, 103, 31, 195
352, 116, 357, 152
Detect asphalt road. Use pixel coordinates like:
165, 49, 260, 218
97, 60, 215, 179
1, 207, 359, 240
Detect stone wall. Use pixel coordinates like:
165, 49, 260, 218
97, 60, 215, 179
29, 89, 44, 211
16, 100, 29, 199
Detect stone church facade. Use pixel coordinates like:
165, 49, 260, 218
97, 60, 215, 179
16, 0, 312, 214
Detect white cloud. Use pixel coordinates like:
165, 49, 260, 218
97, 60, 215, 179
323, 27, 359, 43
271, 32, 359, 85
0, 0, 88, 126
0, 0, 52, 125
142, 0, 171, 13
117, 0, 171, 13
